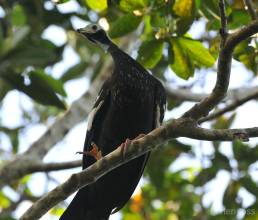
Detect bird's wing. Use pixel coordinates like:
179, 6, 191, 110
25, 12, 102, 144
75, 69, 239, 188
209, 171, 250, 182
82, 80, 111, 169
112, 81, 167, 214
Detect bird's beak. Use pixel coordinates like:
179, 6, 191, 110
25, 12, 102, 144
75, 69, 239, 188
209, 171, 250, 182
76, 28, 86, 34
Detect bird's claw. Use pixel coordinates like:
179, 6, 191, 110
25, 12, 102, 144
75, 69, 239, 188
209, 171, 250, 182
76, 143, 102, 161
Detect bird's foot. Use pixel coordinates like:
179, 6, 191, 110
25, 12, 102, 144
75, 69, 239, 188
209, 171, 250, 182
119, 134, 145, 159
134, 133, 146, 140
119, 138, 131, 159
76, 143, 102, 161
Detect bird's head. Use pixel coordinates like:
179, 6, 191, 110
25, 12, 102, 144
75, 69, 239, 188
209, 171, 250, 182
76, 24, 111, 51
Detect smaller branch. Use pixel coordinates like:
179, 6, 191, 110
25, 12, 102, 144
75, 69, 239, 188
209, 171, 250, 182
219, 0, 228, 43
28, 160, 81, 173
226, 20, 258, 50
199, 89, 258, 123
164, 84, 207, 102
243, 0, 257, 20
181, 126, 258, 142
165, 85, 258, 103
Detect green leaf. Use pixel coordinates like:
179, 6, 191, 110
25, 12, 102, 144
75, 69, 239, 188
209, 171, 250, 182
0, 192, 10, 208
214, 152, 231, 171
146, 141, 183, 188
60, 61, 88, 82
150, 12, 167, 28
0, 78, 11, 101
200, 0, 220, 20
50, 206, 65, 216
3, 39, 64, 68
119, 0, 146, 12
178, 37, 215, 67
0, 126, 21, 153
193, 167, 217, 186
11, 4, 27, 26
223, 181, 240, 209
173, 0, 196, 35
29, 70, 67, 97
212, 114, 236, 148
1, 26, 30, 55
109, 14, 142, 38
234, 40, 257, 74
2, 71, 66, 109
86, 0, 107, 11
173, 0, 195, 17
233, 141, 258, 170
195, 0, 201, 10
137, 40, 163, 69
169, 39, 194, 79
228, 9, 251, 29
241, 175, 258, 196
212, 114, 236, 130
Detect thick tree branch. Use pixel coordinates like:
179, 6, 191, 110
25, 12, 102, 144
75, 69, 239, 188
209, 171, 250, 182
20, 117, 258, 220
199, 89, 258, 123
182, 19, 258, 120
2, 85, 257, 187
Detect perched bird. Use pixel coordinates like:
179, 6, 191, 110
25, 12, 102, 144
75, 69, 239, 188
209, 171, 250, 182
60, 24, 166, 220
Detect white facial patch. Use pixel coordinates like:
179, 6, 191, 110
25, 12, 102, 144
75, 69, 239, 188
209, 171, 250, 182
80, 24, 102, 34
87, 100, 104, 131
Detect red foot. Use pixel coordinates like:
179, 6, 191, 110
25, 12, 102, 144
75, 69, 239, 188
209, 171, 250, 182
134, 133, 145, 140
119, 138, 131, 159
76, 143, 102, 160
119, 134, 145, 159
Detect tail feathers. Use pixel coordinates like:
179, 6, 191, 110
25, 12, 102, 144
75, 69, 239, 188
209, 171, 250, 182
59, 188, 110, 220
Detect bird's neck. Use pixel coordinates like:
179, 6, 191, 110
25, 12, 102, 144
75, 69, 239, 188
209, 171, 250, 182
108, 43, 131, 68
107, 42, 119, 55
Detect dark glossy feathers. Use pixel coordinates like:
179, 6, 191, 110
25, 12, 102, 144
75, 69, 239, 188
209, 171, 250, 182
60, 42, 166, 220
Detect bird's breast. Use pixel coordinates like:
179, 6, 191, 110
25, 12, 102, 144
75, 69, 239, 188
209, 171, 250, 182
111, 72, 154, 107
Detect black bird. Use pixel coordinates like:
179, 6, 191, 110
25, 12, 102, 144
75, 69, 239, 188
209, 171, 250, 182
60, 24, 166, 220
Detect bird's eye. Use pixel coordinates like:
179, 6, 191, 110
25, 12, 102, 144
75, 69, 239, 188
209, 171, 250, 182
92, 25, 98, 31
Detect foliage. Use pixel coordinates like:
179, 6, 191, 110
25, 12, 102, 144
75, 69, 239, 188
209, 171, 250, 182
0, 0, 257, 219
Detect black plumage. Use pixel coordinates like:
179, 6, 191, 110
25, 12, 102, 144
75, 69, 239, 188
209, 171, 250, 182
60, 24, 166, 220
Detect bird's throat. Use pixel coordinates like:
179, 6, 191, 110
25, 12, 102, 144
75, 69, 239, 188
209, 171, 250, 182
98, 42, 110, 52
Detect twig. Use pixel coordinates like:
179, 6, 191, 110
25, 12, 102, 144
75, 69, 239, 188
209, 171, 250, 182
165, 84, 258, 102
243, 0, 257, 20
199, 89, 258, 123
28, 160, 81, 173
